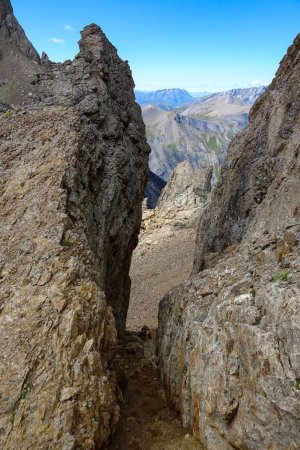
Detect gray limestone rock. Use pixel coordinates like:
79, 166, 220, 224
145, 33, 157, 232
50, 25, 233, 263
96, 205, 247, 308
141, 161, 212, 236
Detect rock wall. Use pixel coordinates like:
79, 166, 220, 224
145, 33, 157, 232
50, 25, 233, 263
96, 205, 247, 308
193, 33, 300, 272
0, 15, 149, 450
158, 34, 300, 449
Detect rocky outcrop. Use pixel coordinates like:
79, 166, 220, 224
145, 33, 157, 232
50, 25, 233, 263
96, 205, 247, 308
158, 34, 300, 449
193, 36, 300, 272
157, 160, 212, 211
128, 161, 211, 331
0, 15, 149, 450
142, 161, 212, 233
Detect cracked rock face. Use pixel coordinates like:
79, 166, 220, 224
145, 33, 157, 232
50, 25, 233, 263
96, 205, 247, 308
0, 13, 149, 450
158, 34, 300, 449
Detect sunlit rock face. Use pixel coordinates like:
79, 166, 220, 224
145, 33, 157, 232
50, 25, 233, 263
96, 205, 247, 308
158, 33, 300, 450
141, 160, 212, 235
0, 4, 149, 448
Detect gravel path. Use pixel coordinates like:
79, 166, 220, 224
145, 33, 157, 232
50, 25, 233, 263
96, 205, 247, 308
107, 331, 201, 450
109, 226, 202, 449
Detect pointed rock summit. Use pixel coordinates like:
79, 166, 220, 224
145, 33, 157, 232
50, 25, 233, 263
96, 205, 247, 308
0, 0, 40, 105
157, 160, 212, 211
0, 0, 39, 61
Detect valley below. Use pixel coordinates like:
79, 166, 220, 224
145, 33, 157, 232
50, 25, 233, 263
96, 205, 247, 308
140, 86, 265, 182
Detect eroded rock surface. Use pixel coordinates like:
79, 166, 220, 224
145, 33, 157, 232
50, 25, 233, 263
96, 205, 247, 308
143, 161, 212, 233
0, 12, 149, 450
157, 160, 211, 212
128, 162, 211, 330
158, 34, 300, 449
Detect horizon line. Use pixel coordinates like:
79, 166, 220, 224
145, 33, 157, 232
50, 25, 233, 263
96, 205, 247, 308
134, 84, 268, 94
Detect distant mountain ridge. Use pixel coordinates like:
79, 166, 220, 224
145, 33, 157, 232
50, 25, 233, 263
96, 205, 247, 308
191, 86, 266, 106
143, 86, 266, 181
135, 86, 266, 111
135, 88, 194, 110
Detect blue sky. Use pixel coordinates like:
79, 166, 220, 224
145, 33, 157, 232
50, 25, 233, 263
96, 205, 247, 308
13, 0, 300, 92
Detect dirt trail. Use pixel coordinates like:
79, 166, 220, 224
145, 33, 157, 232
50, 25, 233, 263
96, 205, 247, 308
108, 331, 201, 450
107, 227, 201, 449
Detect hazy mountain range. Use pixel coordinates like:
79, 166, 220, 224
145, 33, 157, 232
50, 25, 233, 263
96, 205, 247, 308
135, 88, 194, 110
139, 86, 266, 181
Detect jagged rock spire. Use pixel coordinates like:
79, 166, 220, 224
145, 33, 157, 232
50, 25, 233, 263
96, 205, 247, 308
0, 0, 40, 105
0, 0, 39, 62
